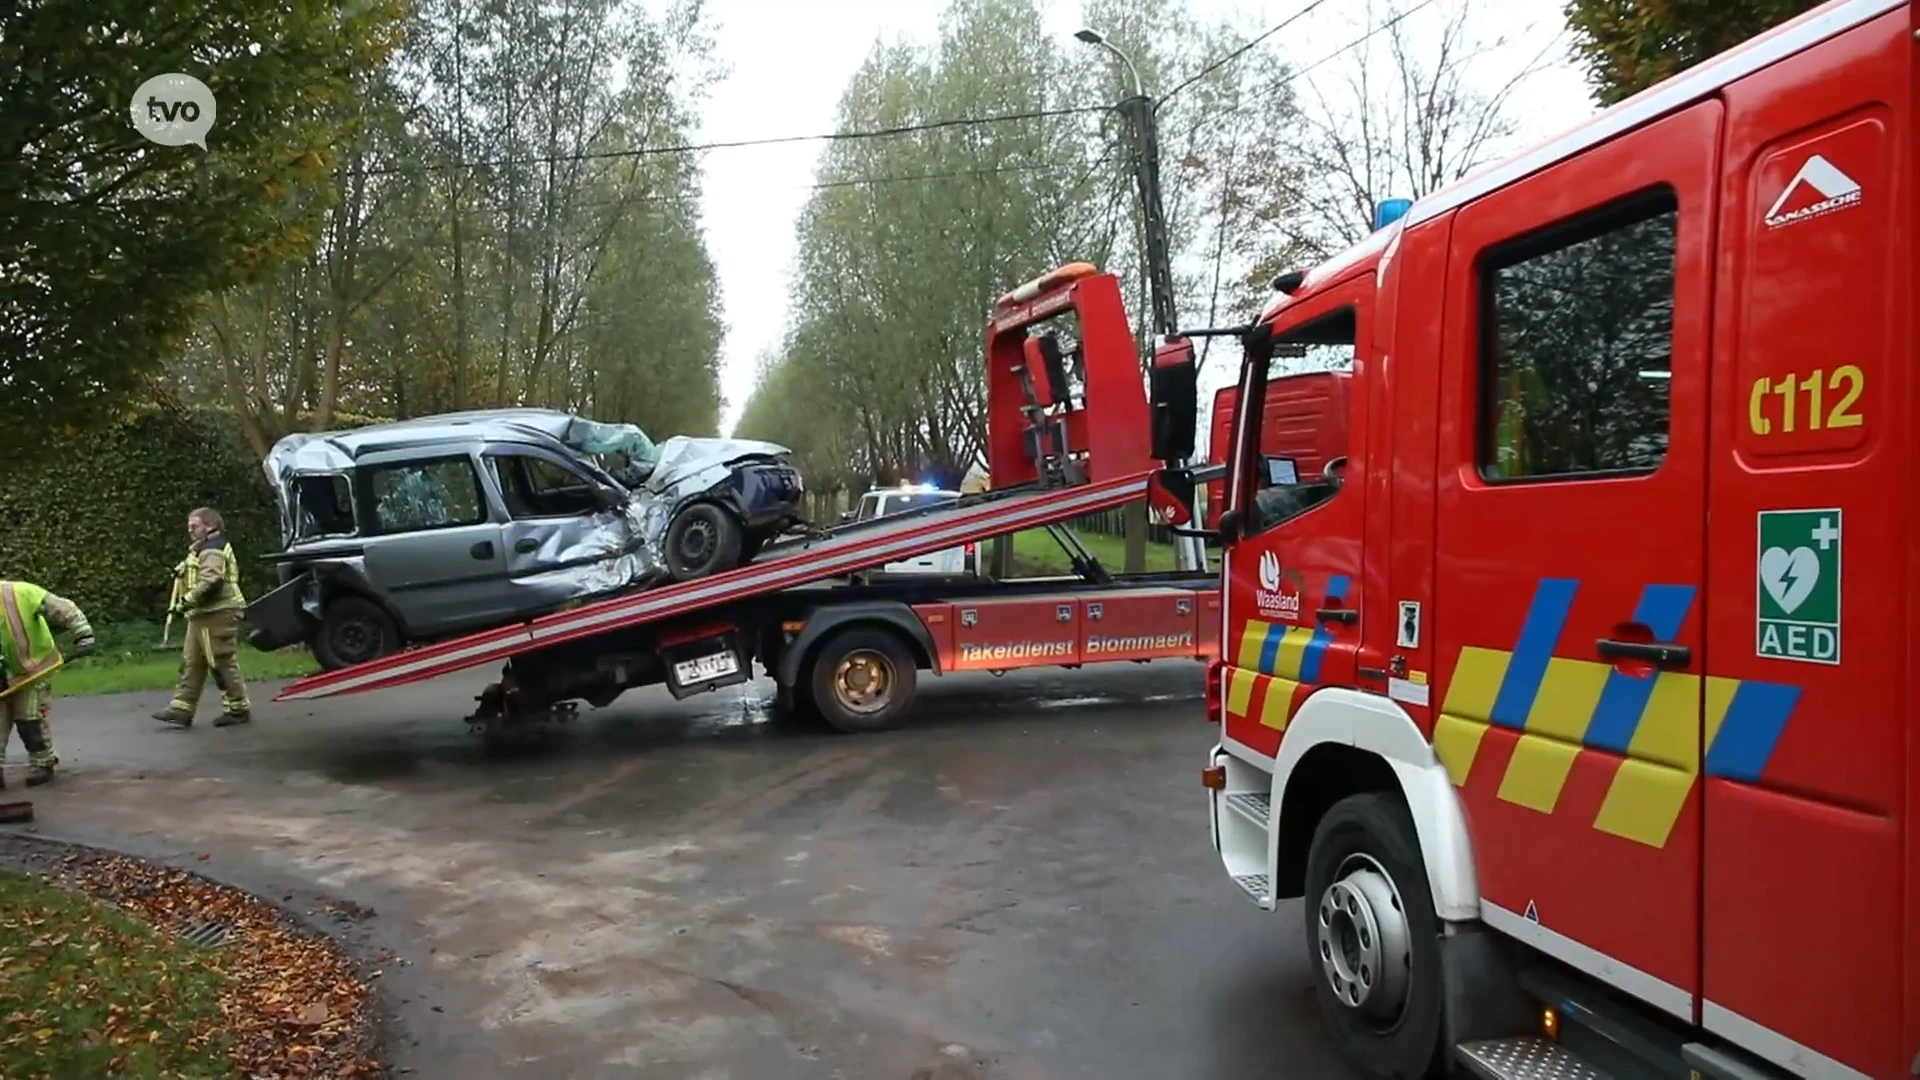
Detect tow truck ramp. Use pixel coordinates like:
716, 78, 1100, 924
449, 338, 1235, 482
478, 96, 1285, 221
277, 470, 1153, 701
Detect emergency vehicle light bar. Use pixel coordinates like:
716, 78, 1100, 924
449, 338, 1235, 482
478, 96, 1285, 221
995, 262, 1098, 308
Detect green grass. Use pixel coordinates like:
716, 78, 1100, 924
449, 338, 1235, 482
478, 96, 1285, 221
0, 871, 233, 1078
1008, 528, 1180, 576
50, 620, 317, 698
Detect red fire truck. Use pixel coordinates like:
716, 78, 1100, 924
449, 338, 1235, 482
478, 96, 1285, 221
1155, 1, 1917, 1076
267, 264, 1220, 740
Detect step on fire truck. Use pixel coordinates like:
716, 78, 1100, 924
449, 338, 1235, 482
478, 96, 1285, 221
270, 264, 1221, 740
1151, 1, 1916, 1076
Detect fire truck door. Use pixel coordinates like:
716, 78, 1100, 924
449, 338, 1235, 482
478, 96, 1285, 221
1430, 100, 1722, 1020
1698, 22, 1910, 1074
1219, 279, 1369, 763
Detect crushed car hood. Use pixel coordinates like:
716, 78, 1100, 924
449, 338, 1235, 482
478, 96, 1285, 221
641, 435, 791, 494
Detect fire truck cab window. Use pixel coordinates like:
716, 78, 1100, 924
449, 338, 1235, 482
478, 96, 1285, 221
1480, 189, 1678, 480
1246, 306, 1354, 536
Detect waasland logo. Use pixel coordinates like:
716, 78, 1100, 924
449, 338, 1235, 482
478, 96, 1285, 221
1254, 553, 1305, 621
1764, 154, 1861, 229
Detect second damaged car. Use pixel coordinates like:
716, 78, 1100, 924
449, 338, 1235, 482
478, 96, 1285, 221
245, 409, 806, 670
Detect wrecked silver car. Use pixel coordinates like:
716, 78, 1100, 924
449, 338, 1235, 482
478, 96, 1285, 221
244, 409, 806, 670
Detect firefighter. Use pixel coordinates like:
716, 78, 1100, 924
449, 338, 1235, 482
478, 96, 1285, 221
153, 507, 252, 729
0, 579, 94, 787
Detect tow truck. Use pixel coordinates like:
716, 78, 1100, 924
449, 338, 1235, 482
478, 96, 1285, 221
1157, 1, 1917, 1076
270, 263, 1222, 739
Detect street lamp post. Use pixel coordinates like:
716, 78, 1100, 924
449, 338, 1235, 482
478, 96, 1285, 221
1076, 29, 1203, 574
1075, 28, 1177, 340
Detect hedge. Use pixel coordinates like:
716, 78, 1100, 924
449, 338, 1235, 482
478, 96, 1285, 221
0, 409, 283, 621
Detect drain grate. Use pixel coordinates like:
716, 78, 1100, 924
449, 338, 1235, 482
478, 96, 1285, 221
177, 918, 238, 949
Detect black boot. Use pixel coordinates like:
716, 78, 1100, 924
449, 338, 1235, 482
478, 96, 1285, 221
213, 709, 251, 728
153, 709, 193, 728
24, 764, 52, 787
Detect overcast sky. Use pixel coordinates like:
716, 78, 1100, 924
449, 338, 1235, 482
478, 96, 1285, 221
685, 0, 1600, 434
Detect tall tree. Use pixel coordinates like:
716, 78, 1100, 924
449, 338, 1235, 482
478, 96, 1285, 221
0, 0, 404, 453
1282, 0, 1559, 257
162, 0, 727, 450
1563, 0, 1827, 104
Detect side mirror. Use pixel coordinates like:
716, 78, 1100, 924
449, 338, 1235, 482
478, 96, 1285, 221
838, 510, 855, 524
1150, 338, 1198, 463
595, 485, 628, 511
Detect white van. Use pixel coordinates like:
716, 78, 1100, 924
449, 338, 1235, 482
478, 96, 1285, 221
849, 486, 978, 576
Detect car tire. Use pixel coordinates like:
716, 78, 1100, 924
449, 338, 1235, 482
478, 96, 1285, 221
1302, 792, 1446, 1080
665, 503, 744, 581
312, 595, 400, 671
807, 627, 917, 734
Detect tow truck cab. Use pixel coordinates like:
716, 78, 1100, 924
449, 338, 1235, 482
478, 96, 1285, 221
1155, 1, 1918, 1077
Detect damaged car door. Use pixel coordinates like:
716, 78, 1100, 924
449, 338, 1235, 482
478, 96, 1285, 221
481, 445, 655, 618
355, 451, 514, 635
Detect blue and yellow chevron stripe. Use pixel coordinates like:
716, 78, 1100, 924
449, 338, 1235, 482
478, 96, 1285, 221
1432, 578, 1803, 850
1233, 575, 1352, 681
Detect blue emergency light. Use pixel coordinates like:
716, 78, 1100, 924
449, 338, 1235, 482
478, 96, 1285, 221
1374, 198, 1413, 231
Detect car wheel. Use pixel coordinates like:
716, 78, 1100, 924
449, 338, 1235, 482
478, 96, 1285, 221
312, 596, 400, 671
1302, 792, 1446, 1080
808, 627, 917, 734
665, 503, 744, 581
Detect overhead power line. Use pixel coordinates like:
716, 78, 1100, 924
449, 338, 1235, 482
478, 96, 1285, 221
351, 104, 1111, 177
1161, 0, 1341, 103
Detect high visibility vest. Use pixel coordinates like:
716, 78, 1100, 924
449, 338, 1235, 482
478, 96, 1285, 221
0, 581, 63, 700
184, 542, 247, 615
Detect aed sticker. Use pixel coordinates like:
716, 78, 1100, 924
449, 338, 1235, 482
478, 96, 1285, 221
1756, 508, 1841, 665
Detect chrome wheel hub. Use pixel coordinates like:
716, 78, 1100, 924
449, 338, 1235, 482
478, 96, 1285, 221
1316, 853, 1412, 1020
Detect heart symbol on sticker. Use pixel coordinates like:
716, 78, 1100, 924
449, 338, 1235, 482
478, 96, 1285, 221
1760, 546, 1819, 614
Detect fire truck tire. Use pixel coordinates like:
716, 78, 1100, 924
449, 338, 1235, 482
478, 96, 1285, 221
1302, 792, 1445, 1080
808, 627, 917, 734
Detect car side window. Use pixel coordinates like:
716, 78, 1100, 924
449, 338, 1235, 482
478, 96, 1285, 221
1480, 188, 1677, 480
366, 457, 486, 533
491, 453, 601, 519
293, 474, 355, 539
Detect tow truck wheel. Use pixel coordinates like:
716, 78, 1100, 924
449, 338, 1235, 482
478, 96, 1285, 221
312, 596, 399, 671
665, 503, 744, 581
1302, 792, 1445, 1080
808, 627, 917, 734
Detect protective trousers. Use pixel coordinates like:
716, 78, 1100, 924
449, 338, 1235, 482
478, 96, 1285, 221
1, 685, 55, 769
169, 610, 250, 718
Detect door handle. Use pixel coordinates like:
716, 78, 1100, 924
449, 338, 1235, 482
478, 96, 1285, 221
470, 541, 495, 560
514, 538, 538, 554
1316, 607, 1358, 624
1596, 638, 1691, 667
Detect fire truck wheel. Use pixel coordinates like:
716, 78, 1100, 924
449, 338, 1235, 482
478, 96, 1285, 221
1302, 792, 1445, 1079
809, 627, 917, 734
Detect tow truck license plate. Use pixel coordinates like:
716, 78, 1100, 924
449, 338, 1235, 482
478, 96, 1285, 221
673, 651, 739, 685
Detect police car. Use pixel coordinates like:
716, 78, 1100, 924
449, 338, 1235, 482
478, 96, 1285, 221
846, 484, 978, 577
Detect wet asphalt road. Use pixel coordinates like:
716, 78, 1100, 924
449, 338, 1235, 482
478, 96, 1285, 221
12, 663, 1357, 1080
